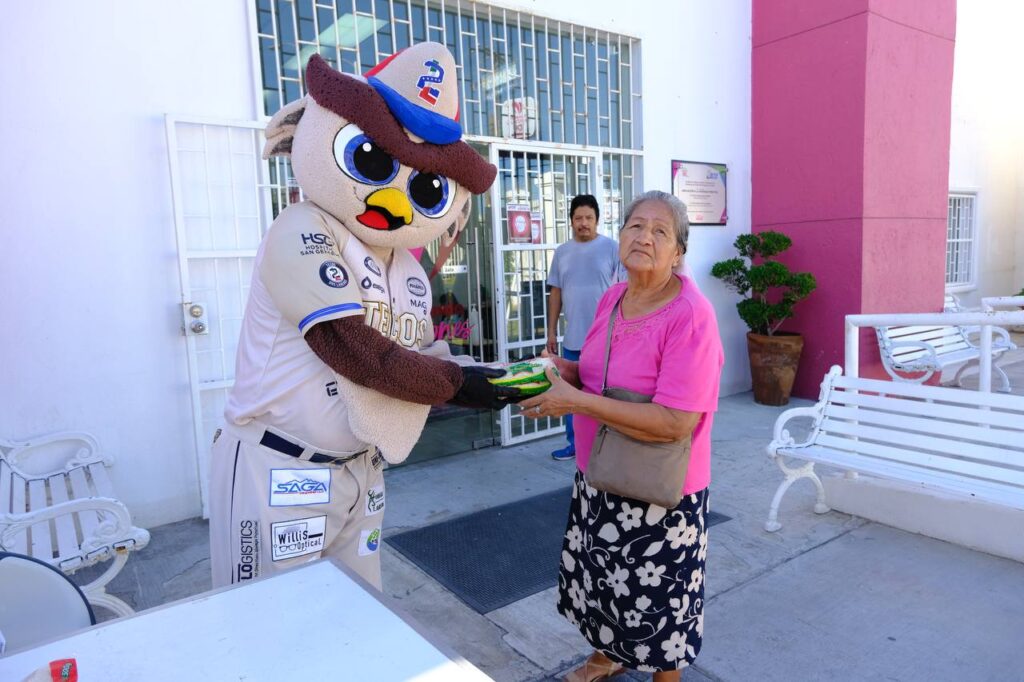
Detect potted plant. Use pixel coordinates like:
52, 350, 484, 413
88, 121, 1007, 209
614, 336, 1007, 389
711, 231, 817, 405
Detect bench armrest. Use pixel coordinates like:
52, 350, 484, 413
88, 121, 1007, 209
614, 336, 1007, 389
1, 497, 150, 559
886, 340, 940, 369
1, 431, 112, 479
767, 405, 823, 456
962, 325, 1017, 351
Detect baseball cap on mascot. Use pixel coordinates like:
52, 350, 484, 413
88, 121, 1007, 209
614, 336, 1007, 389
267, 42, 495, 252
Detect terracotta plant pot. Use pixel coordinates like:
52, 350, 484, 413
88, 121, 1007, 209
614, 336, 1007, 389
746, 332, 804, 406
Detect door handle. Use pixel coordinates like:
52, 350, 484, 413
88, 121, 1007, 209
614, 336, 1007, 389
183, 302, 210, 336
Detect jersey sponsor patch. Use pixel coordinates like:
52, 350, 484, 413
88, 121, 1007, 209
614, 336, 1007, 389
269, 468, 331, 506
361, 276, 385, 294
319, 261, 349, 288
359, 528, 382, 556
365, 484, 385, 516
371, 448, 385, 471
363, 256, 382, 276
271, 515, 327, 561
406, 276, 427, 297
300, 232, 336, 256
236, 518, 261, 582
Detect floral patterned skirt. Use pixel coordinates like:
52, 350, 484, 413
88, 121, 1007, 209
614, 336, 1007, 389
557, 470, 709, 672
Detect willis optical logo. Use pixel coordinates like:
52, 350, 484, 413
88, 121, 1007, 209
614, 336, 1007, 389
271, 515, 326, 561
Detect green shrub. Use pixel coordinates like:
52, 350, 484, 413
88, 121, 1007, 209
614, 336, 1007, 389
711, 232, 817, 336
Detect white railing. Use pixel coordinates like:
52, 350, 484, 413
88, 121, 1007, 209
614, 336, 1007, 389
845, 310, 1024, 392
984, 295, 1024, 337
982, 295, 1024, 311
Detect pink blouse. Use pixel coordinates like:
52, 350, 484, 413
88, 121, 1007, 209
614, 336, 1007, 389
573, 276, 724, 494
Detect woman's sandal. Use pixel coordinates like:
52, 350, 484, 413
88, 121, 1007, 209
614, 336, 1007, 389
563, 655, 626, 682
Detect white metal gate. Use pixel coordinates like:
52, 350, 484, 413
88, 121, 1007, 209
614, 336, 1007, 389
489, 143, 604, 445
165, 116, 294, 517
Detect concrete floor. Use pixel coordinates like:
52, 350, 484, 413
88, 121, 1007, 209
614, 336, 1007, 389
74, 350, 1024, 681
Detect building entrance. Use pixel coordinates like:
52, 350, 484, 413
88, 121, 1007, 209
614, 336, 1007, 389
411, 143, 605, 459
489, 144, 603, 446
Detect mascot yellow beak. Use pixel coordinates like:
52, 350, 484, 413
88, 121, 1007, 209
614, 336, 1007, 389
357, 187, 414, 231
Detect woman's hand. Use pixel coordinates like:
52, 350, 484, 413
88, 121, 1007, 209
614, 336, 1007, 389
519, 366, 584, 419
545, 333, 559, 356
540, 350, 581, 388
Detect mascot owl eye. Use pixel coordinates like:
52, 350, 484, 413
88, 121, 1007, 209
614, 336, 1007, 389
333, 124, 399, 184
407, 171, 455, 218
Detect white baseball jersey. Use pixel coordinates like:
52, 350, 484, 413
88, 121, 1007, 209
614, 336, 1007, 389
224, 201, 436, 451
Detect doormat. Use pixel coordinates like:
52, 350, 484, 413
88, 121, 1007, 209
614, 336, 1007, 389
386, 487, 731, 614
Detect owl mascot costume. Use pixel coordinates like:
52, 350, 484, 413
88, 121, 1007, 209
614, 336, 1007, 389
208, 44, 518, 590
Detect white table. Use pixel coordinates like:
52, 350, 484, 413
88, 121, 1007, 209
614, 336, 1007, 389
0, 559, 492, 681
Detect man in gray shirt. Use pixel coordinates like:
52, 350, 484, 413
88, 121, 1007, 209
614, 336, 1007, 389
545, 194, 620, 460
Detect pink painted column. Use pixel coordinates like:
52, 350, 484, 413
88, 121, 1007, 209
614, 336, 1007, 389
752, 0, 956, 397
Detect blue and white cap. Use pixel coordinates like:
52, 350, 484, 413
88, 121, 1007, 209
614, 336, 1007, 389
363, 42, 462, 145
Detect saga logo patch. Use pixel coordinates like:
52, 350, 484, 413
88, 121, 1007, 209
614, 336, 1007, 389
236, 519, 260, 582
363, 256, 382, 276
270, 468, 331, 506
319, 261, 349, 288
271, 515, 326, 561
359, 528, 382, 556
371, 448, 385, 471
406, 277, 427, 297
365, 485, 385, 516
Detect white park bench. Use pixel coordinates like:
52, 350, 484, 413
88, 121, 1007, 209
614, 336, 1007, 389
764, 366, 1024, 532
1, 432, 150, 617
874, 321, 1016, 391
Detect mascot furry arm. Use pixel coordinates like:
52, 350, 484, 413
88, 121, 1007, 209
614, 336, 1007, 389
305, 319, 509, 407
260, 45, 516, 462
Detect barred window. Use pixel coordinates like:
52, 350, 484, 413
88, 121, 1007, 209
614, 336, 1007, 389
252, 0, 643, 229
253, 0, 641, 150
946, 193, 976, 288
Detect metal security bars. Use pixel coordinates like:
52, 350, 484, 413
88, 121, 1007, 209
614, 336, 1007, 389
490, 145, 601, 443
946, 193, 976, 288
165, 116, 300, 514
253, 0, 642, 151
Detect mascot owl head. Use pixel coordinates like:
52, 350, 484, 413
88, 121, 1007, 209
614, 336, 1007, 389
262, 42, 496, 250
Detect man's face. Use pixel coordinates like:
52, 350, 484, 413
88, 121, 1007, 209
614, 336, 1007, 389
570, 205, 598, 242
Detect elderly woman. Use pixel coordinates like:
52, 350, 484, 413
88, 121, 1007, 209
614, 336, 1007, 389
522, 190, 723, 682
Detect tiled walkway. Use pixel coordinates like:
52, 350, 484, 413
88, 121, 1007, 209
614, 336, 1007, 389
80, 351, 1024, 681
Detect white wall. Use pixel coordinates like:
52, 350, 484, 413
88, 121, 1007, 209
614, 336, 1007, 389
0, 1, 258, 526
499, 0, 754, 396
0, 1, 752, 527
948, 1, 1024, 306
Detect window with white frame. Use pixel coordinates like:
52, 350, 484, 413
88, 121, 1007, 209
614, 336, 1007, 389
946, 193, 976, 288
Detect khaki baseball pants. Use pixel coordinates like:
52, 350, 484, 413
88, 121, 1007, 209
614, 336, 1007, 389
208, 421, 386, 590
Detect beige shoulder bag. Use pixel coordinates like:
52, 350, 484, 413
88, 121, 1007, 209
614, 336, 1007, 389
585, 294, 692, 508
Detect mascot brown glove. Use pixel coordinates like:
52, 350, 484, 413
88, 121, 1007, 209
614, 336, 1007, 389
452, 366, 523, 410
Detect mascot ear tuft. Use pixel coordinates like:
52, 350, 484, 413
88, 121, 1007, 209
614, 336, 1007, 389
262, 97, 308, 159
441, 197, 473, 248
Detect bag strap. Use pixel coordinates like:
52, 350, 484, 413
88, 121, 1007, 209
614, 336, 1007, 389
600, 290, 626, 393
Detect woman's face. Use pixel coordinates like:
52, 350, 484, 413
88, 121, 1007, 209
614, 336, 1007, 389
619, 200, 682, 277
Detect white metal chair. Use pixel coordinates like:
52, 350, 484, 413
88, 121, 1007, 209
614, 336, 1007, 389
1, 432, 149, 618
0, 551, 96, 654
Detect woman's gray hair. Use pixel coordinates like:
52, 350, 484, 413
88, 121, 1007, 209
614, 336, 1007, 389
620, 190, 689, 254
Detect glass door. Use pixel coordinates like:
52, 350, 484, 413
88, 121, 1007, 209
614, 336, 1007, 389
406, 143, 501, 464
489, 144, 603, 446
